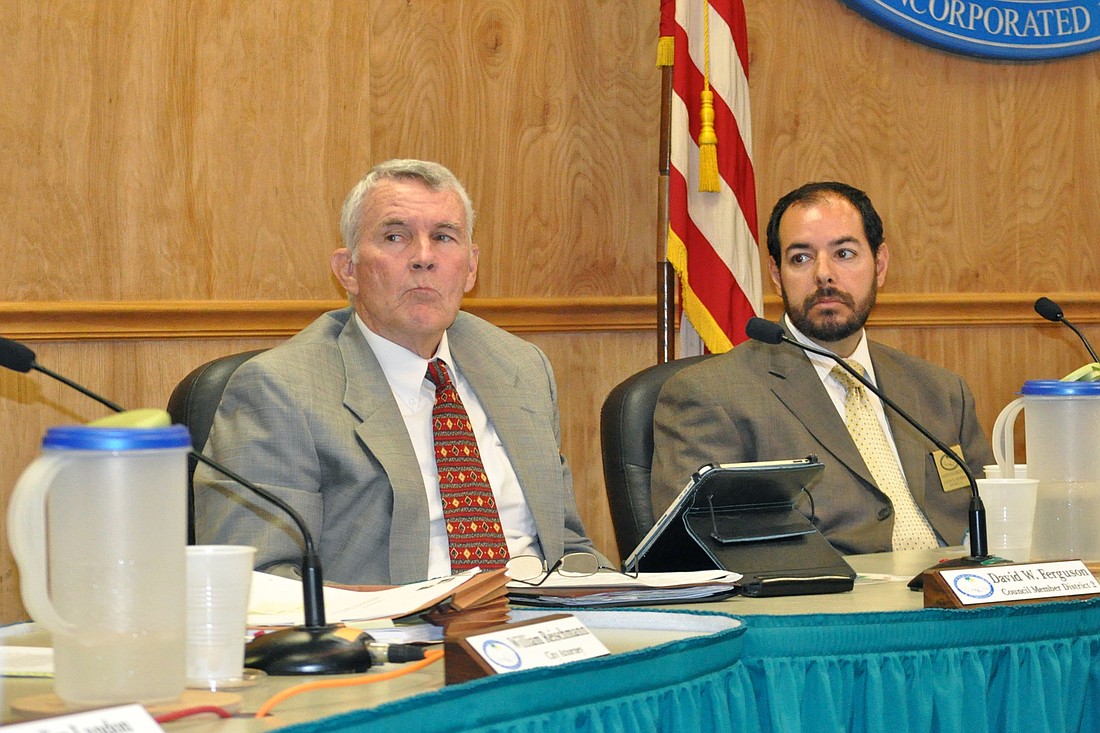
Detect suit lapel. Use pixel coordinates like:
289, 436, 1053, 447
765, 345, 877, 487
766, 340, 931, 500
336, 320, 429, 576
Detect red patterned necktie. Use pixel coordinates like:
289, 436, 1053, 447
426, 358, 509, 571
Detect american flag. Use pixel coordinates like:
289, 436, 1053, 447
659, 0, 762, 354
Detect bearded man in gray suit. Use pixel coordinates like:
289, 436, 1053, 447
195, 159, 600, 584
651, 182, 994, 555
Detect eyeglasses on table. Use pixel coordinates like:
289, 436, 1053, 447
505, 552, 606, 586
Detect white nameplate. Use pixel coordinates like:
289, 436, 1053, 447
464, 615, 609, 674
941, 560, 1100, 606
2, 703, 164, 733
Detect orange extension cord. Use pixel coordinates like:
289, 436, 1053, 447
253, 648, 445, 719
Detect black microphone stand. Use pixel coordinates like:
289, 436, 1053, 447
744, 318, 1009, 590
5, 340, 372, 674
191, 453, 370, 675
1034, 296, 1100, 363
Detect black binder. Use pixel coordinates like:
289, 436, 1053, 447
623, 456, 855, 597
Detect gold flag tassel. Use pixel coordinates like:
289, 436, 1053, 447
698, 0, 719, 192
657, 34, 674, 67
698, 89, 719, 192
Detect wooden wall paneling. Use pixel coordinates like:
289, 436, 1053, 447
746, 0, 1100, 296
190, 2, 361, 302
0, 2, 106, 301
0, 297, 658, 341
365, 1, 659, 300
1, 1, 659, 305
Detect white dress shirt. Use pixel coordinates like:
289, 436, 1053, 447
355, 315, 543, 577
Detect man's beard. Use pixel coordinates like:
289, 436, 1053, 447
784, 284, 876, 343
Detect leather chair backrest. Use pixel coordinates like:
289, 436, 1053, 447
167, 349, 265, 542
599, 354, 713, 558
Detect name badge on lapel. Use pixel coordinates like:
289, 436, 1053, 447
931, 445, 970, 492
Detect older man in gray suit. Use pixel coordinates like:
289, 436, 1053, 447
651, 182, 994, 555
195, 159, 599, 585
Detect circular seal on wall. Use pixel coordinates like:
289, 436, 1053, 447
839, 0, 1100, 60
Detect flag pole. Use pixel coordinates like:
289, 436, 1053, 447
657, 50, 676, 363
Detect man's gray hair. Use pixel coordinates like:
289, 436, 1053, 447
339, 159, 476, 261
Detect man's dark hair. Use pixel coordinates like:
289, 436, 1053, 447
765, 182, 884, 267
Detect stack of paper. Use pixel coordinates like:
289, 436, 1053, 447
506, 569, 742, 607
247, 567, 512, 639
0, 646, 53, 678
423, 568, 511, 635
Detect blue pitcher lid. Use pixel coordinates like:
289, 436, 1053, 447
1020, 380, 1100, 396
43, 424, 192, 451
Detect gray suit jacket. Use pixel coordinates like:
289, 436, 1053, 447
194, 307, 597, 584
650, 338, 995, 555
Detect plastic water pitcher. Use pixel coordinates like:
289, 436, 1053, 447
7, 424, 192, 707
992, 380, 1100, 561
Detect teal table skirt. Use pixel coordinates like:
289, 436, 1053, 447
280, 599, 1100, 733
739, 599, 1100, 733
279, 610, 748, 733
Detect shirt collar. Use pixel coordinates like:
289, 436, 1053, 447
782, 314, 877, 385
353, 314, 455, 403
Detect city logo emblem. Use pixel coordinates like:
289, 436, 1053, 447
840, 0, 1100, 60
951, 572, 996, 599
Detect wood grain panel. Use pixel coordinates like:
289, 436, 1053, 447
365, 1, 659, 299
0, 1, 658, 305
0, 296, 658, 340
5, 292, 1097, 341
746, 0, 1100, 295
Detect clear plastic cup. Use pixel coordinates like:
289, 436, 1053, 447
977, 477, 1039, 562
185, 545, 256, 688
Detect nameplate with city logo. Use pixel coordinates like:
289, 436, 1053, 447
444, 613, 610, 683
924, 560, 1100, 608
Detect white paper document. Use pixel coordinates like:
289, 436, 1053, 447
510, 569, 741, 589
0, 646, 54, 677
247, 571, 476, 626
507, 569, 742, 607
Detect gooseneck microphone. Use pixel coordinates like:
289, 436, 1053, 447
1, 335, 370, 675
744, 318, 1007, 588
0, 338, 126, 412
1034, 296, 1100, 363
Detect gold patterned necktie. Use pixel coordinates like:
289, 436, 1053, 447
426, 359, 509, 571
830, 361, 939, 551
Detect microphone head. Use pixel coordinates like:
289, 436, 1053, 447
1034, 297, 1064, 323
0, 337, 37, 373
745, 317, 785, 345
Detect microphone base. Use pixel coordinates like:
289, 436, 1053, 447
245, 624, 371, 675
907, 554, 1013, 591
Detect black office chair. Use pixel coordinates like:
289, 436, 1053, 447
599, 354, 714, 558
167, 349, 266, 543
